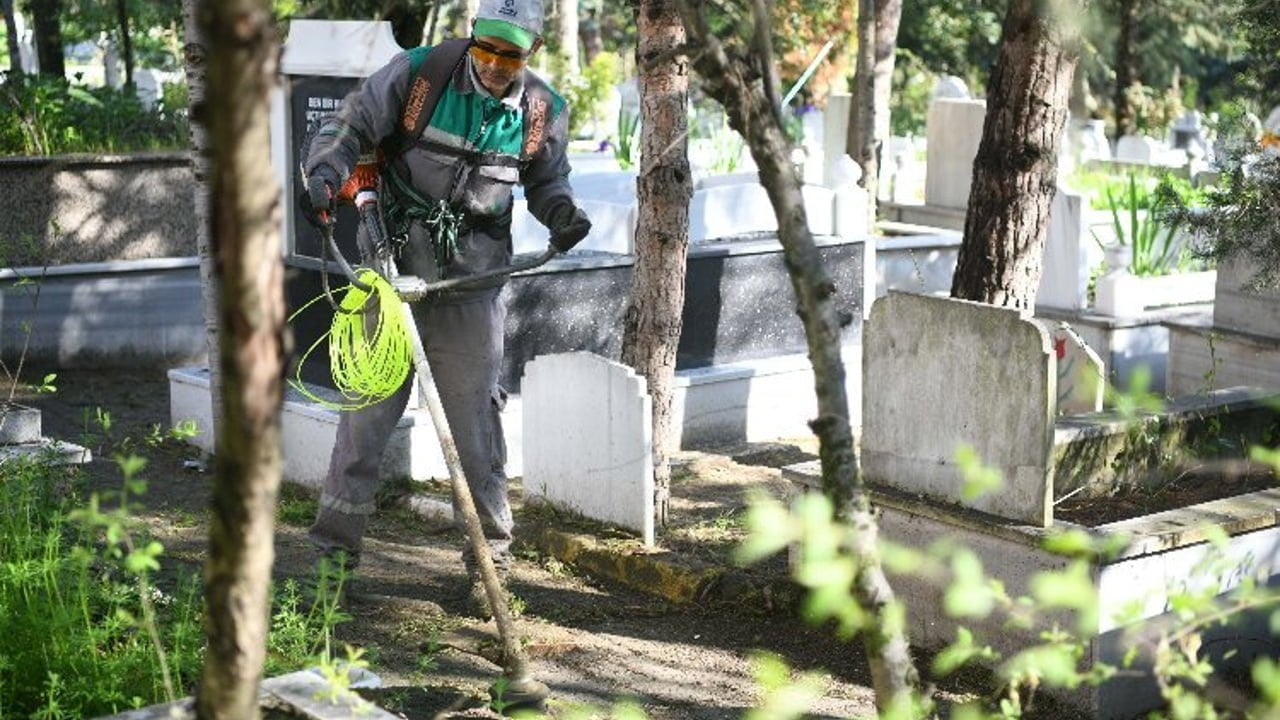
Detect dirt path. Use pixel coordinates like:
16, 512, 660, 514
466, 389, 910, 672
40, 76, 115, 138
13, 367, 888, 719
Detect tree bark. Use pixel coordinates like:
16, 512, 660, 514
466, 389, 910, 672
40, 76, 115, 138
555, 0, 579, 76
851, 0, 878, 233
193, 0, 285, 717
873, 0, 903, 148
1112, 0, 1140, 136
115, 0, 135, 87
950, 0, 1082, 308
183, 0, 224, 456
29, 0, 63, 78
675, 1, 921, 711
621, 0, 691, 529
3, 0, 21, 74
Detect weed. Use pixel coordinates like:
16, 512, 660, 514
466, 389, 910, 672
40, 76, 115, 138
276, 483, 319, 527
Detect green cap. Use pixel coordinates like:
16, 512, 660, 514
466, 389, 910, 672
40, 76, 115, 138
473, 18, 536, 50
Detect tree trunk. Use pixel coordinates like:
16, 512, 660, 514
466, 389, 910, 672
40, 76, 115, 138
950, 0, 1081, 308
675, 1, 921, 711
183, 0, 224, 456
1112, 0, 1139, 136
850, 0, 877, 232
555, 0, 579, 76
29, 0, 63, 78
3, 0, 21, 74
381, 1, 427, 48
621, 0, 691, 529
873, 0, 903, 148
115, 0, 134, 88
193, 0, 285, 716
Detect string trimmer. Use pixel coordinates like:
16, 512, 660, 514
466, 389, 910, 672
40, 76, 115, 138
305, 156, 554, 711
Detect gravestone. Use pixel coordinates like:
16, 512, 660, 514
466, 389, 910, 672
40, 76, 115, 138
862, 292, 1055, 525
925, 98, 986, 210
271, 20, 403, 266
1048, 322, 1104, 415
931, 75, 970, 100
1114, 134, 1161, 164
1037, 190, 1092, 311
522, 352, 655, 545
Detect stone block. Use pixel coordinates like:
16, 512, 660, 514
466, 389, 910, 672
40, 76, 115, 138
1114, 134, 1162, 164
924, 98, 986, 209
1213, 255, 1280, 338
0, 403, 41, 445
522, 352, 654, 545
167, 367, 522, 488
862, 292, 1055, 525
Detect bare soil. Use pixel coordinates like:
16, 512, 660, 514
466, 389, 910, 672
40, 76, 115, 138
9, 366, 1098, 719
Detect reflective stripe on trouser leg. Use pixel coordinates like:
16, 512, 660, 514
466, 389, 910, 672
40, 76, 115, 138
414, 292, 513, 569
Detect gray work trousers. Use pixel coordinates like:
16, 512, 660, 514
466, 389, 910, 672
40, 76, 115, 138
309, 289, 513, 569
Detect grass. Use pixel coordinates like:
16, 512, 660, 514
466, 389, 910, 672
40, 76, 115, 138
276, 482, 319, 527
0, 448, 352, 718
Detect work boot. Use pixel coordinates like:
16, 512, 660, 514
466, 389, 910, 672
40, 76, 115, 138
466, 566, 519, 621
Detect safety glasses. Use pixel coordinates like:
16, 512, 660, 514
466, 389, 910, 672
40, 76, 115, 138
468, 38, 532, 71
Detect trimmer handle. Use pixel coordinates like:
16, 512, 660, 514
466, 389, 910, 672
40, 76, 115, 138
392, 246, 558, 302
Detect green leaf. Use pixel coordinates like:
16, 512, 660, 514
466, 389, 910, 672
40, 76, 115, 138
933, 626, 997, 676
944, 550, 995, 619
1250, 445, 1280, 473
955, 444, 1003, 501
734, 494, 796, 566
1000, 643, 1083, 689
1253, 657, 1280, 702
1030, 561, 1098, 634
124, 550, 160, 574
115, 454, 148, 481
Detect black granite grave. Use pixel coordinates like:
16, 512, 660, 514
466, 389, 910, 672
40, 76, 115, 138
285, 236, 867, 393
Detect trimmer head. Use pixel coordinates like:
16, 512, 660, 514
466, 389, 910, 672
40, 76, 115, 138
490, 675, 551, 715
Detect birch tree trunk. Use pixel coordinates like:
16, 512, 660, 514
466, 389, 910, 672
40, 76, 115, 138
675, 2, 921, 710
3, 0, 21, 74
555, 0, 579, 76
620, 0, 691, 528
182, 0, 224, 454
950, 0, 1082, 308
194, 0, 286, 716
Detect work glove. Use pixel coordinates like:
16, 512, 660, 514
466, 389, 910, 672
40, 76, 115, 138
303, 163, 341, 225
546, 199, 592, 253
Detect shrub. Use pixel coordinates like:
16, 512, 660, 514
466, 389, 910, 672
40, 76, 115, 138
0, 75, 188, 156
559, 52, 623, 140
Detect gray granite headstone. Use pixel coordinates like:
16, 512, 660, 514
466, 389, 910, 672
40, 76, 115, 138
862, 292, 1056, 525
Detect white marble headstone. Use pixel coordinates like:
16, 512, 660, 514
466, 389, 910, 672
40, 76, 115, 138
522, 352, 655, 545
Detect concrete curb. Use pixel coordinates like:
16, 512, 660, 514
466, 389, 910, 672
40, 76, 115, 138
398, 491, 801, 611
521, 522, 801, 611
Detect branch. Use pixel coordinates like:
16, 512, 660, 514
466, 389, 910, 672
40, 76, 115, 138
640, 41, 700, 72
749, 0, 782, 123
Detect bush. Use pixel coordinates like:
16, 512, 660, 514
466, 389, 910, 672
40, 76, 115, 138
558, 52, 623, 140
0, 75, 189, 156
